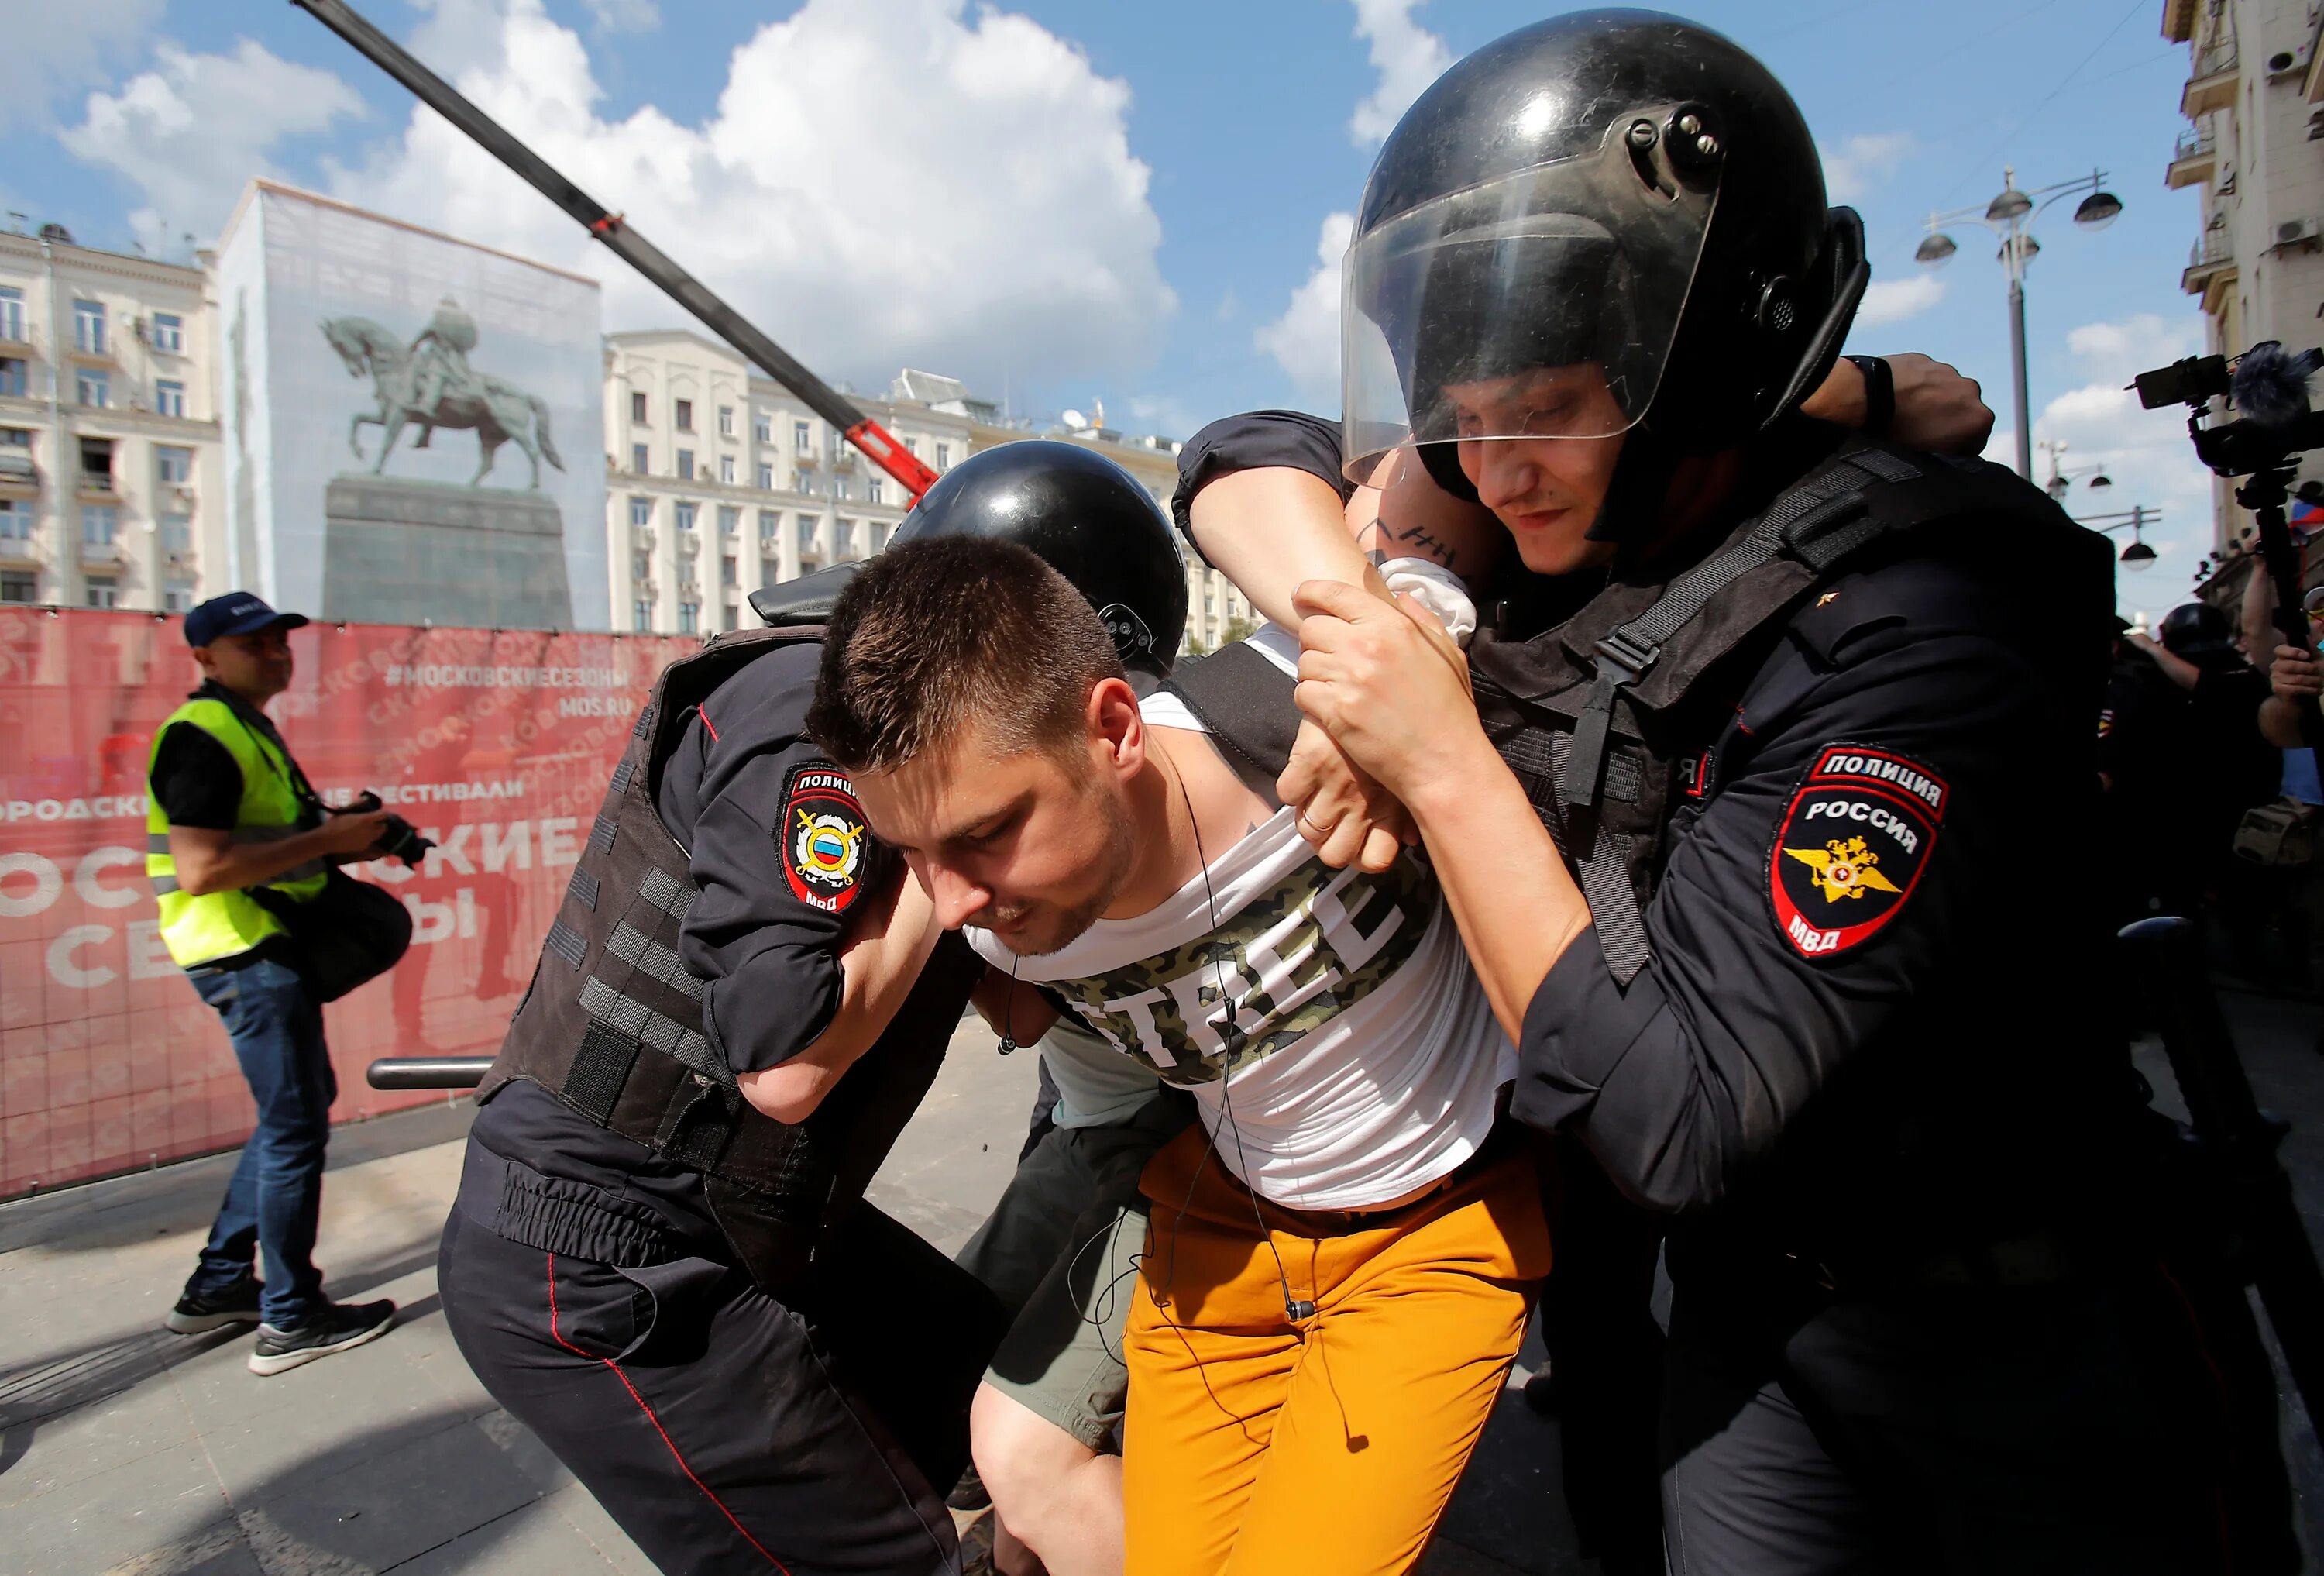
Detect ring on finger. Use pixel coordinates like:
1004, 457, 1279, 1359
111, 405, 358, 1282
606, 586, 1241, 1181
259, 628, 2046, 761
1298, 811, 1337, 839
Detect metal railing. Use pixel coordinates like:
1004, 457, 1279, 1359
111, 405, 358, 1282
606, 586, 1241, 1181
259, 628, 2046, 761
2190, 231, 2235, 267
2174, 127, 2216, 162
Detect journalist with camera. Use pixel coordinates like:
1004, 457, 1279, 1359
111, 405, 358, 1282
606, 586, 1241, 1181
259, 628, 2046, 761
147, 592, 420, 1375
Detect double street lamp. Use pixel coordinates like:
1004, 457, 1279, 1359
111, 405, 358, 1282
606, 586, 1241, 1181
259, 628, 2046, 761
1915, 168, 2124, 481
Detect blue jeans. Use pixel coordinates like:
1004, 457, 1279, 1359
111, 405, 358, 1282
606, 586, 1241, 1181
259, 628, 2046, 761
186, 956, 335, 1327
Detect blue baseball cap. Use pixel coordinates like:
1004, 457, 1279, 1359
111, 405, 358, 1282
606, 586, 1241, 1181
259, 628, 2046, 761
184, 592, 309, 648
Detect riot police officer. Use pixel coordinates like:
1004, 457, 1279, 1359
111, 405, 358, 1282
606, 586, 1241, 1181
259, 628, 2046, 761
436, 441, 1187, 1576
1184, 13, 2274, 1573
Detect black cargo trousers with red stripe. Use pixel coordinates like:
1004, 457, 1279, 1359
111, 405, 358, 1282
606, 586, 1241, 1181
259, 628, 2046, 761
440, 1157, 1004, 1575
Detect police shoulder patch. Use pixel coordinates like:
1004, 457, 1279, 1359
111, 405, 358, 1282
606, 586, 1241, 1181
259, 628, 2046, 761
780, 761, 872, 915
1768, 744, 1947, 960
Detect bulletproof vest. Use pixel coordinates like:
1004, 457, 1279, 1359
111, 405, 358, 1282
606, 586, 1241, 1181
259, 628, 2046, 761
1470, 442, 2078, 983
480, 625, 980, 1295
1171, 449, 2080, 989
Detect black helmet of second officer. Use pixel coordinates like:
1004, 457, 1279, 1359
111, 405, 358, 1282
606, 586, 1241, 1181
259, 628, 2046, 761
1342, 10, 1868, 528
751, 441, 1187, 677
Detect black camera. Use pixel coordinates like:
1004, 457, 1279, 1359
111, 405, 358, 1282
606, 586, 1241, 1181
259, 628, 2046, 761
2135, 342, 2324, 479
338, 790, 437, 865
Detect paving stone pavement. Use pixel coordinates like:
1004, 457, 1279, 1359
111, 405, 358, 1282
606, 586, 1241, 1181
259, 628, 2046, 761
15, 990, 2315, 1575
0, 1015, 1571, 1575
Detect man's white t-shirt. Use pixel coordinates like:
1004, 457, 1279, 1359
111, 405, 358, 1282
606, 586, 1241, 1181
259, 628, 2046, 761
967, 631, 1512, 1211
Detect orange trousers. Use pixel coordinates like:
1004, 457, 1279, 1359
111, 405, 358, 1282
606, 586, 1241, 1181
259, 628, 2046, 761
1121, 1127, 1552, 1576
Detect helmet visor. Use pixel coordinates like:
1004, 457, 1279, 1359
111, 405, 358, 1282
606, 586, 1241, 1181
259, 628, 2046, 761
1341, 110, 1720, 479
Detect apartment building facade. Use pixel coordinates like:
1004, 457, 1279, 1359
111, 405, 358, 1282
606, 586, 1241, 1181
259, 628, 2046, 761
2167, 0, 2324, 547
605, 329, 1258, 654
0, 225, 222, 613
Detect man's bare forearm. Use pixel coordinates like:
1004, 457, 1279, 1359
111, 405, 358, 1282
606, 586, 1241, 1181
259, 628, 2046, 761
1185, 466, 1370, 628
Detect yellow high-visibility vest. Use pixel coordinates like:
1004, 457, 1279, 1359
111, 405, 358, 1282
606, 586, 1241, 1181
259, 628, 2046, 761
144, 695, 328, 968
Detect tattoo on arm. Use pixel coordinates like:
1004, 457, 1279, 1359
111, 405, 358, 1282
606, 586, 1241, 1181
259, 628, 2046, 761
1373, 515, 1459, 573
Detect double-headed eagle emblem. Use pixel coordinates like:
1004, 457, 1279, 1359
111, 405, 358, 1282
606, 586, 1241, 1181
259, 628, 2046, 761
1783, 836, 1901, 903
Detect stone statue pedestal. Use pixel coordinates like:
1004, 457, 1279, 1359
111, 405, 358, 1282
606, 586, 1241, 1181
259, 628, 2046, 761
323, 475, 574, 629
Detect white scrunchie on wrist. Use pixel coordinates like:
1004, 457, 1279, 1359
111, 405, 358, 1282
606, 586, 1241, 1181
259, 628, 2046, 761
1377, 556, 1479, 647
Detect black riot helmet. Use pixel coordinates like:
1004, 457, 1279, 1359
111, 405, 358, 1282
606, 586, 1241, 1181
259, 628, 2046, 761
755, 440, 1187, 676
2157, 601, 2236, 657
1341, 11, 1869, 519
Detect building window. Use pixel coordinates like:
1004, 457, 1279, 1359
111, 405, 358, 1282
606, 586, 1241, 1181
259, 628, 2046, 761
757, 463, 774, 490
674, 399, 694, 432
903, 435, 918, 456
156, 445, 193, 484
632, 552, 650, 580
796, 514, 817, 554
720, 555, 737, 586
630, 495, 652, 529
74, 300, 105, 356
758, 508, 778, 543
631, 442, 649, 473
631, 390, 648, 424
85, 576, 118, 608
870, 522, 888, 553
0, 499, 28, 539
0, 359, 23, 398
793, 420, 812, 454
867, 477, 885, 505
835, 518, 855, 557
755, 413, 772, 443
719, 454, 735, 485
155, 379, 185, 418
161, 514, 191, 551
676, 449, 695, 481
150, 312, 183, 353
935, 442, 951, 470
634, 599, 652, 631
165, 580, 195, 613
82, 504, 118, 546
80, 438, 113, 489
77, 369, 109, 408
716, 504, 738, 536
0, 287, 21, 342
833, 477, 850, 502
676, 501, 698, 532
679, 600, 700, 635
1, 571, 34, 604
717, 405, 734, 437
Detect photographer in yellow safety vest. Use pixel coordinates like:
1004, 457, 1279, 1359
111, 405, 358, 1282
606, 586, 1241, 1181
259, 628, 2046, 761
146, 594, 401, 1375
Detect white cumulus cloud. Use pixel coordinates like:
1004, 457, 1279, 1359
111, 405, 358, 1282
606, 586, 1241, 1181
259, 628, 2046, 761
0, 0, 164, 129
318, 0, 1173, 398
584, 0, 661, 31
1255, 213, 1355, 407
1853, 274, 1947, 329
1348, 0, 1455, 146
1820, 132, 1915, 201
60, 40, 367, 256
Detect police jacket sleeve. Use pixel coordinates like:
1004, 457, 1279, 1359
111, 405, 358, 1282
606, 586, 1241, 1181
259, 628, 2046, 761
1511, 562, 2060, 1213
668, 683, 894, 1078
1172, 410, 1353, 565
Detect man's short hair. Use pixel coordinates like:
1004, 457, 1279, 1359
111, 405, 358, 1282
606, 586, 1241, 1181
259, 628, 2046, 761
809, 536, 1125, 775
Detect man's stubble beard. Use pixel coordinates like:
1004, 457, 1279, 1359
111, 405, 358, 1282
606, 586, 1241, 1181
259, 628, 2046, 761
1003, 783, 1140, 958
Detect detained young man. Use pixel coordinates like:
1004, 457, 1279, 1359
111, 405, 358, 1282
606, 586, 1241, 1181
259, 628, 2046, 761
809, 535, 1547, 1576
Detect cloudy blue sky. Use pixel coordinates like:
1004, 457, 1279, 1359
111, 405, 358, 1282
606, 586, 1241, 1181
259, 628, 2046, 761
2, 0, 2211, 618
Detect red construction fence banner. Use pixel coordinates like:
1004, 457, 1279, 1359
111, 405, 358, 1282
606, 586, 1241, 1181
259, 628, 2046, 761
0, 607, 697, 1201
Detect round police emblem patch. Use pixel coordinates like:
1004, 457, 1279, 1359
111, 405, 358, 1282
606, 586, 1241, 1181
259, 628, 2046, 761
1768, 745, 1946, 960
780, 762, 872, 914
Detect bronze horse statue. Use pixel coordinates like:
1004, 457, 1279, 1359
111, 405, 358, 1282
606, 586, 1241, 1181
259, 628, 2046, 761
321, 315, 565, 490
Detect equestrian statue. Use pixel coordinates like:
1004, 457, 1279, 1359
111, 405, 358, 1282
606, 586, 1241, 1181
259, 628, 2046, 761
321, 299, 566, 490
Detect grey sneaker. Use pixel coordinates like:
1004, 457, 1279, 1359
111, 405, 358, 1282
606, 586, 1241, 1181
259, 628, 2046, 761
247, 1299, 396, 1376
167, 1271, 265, 1333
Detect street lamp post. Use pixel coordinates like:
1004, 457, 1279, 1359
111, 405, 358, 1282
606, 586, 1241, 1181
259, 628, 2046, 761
2078, 504, 2161, 573
1916, 168, 2123, 481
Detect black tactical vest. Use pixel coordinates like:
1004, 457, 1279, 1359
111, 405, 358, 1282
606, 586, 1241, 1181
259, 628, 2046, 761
1469, 442, 2092, 982
480, 625, 982, 1295
1171, 444, 2089, 984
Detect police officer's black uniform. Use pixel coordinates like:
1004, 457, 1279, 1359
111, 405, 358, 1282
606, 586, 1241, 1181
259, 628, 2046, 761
438, 441, 1190, 1576
1176, 15, 2290, 1571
